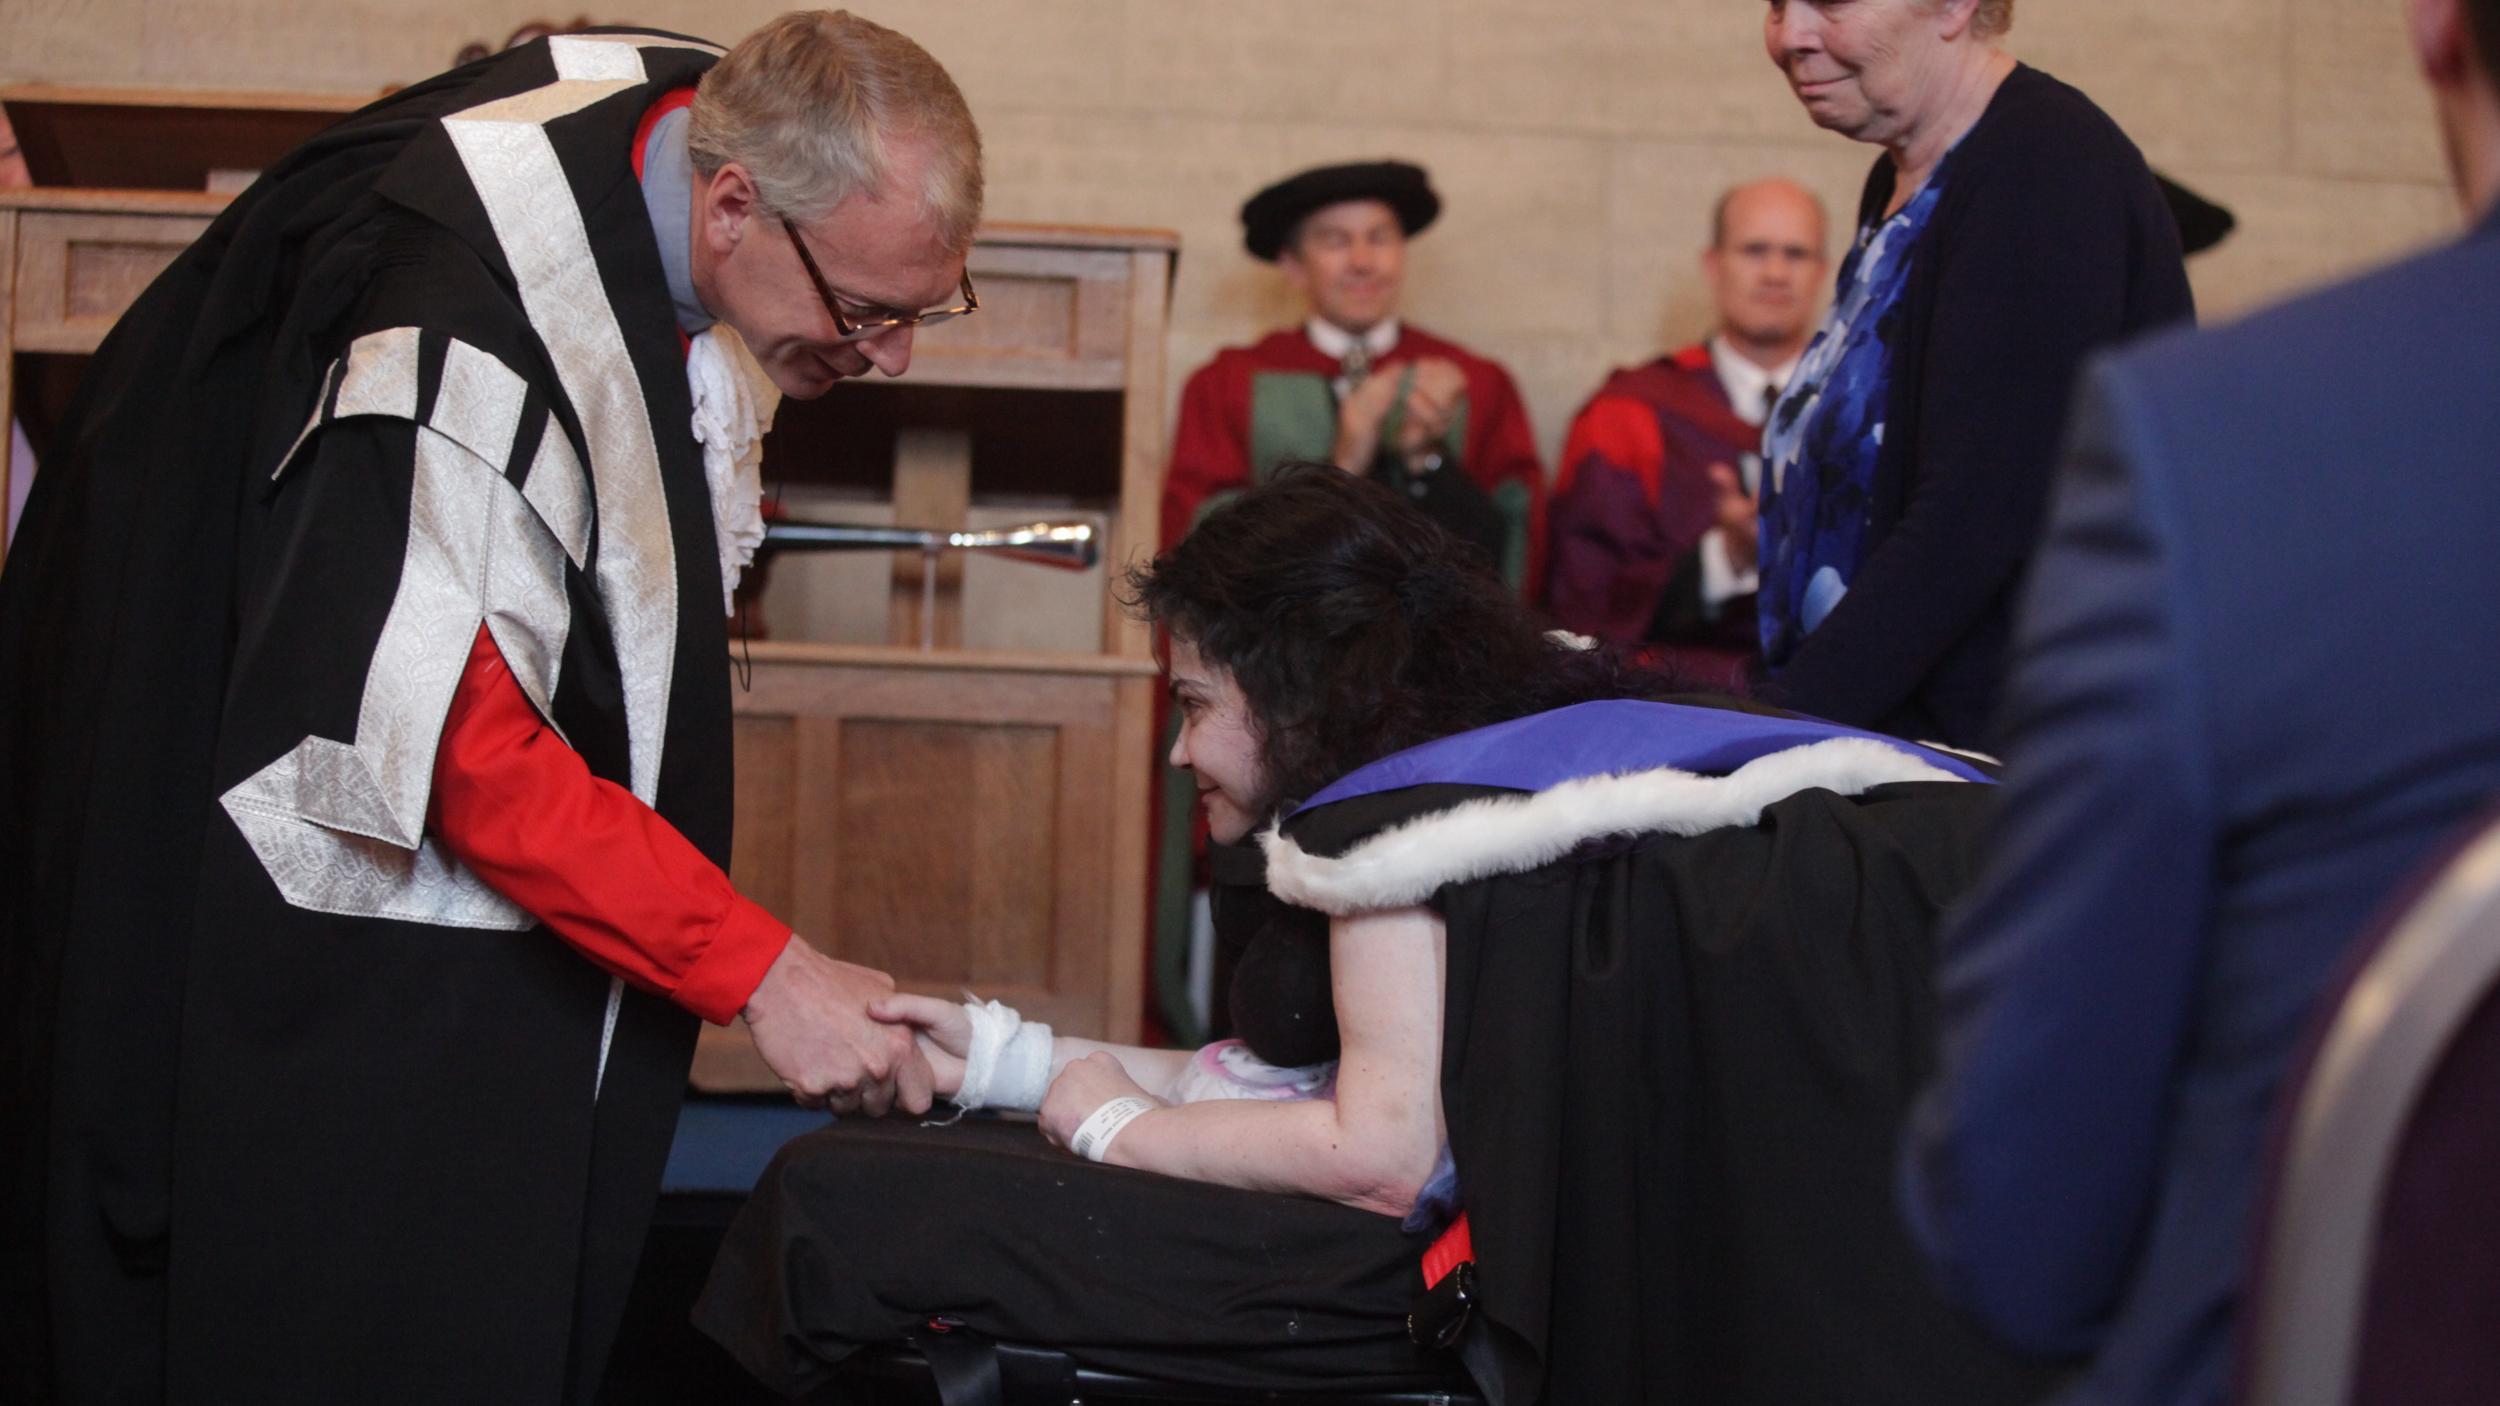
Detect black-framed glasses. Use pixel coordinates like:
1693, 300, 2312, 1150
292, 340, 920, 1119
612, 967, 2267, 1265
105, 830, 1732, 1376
779, 216, 978, 343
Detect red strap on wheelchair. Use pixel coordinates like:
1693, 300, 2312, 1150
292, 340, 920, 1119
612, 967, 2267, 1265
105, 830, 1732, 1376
1422, 1213, 1474, 1287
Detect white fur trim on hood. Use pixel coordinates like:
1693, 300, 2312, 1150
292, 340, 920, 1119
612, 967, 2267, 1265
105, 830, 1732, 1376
686, 323, 783, 615
1261, 735, 1970, 915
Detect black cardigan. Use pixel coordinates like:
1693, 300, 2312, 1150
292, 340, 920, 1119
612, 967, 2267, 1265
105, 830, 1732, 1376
1766, 64, 2193, 747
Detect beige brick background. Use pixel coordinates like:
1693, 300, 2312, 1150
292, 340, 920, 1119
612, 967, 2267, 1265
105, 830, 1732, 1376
0, 0, 2466, 470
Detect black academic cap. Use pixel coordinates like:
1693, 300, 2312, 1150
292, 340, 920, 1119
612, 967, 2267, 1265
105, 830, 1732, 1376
2155, 171, 2237, 256
1240, 160, 1442, 262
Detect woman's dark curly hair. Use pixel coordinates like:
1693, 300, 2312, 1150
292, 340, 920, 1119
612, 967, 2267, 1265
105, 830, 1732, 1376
1128, 463, 1696, 813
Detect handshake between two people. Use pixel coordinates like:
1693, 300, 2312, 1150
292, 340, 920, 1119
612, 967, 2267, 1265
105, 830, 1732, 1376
739, 934, 1162, 1151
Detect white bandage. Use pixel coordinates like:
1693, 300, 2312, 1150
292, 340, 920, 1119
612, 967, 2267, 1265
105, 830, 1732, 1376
952, 998, 1054, 1112
1069, 1096, 1158, 1163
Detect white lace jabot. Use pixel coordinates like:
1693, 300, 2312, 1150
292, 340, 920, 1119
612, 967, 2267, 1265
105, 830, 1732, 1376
684, 325, 783, 614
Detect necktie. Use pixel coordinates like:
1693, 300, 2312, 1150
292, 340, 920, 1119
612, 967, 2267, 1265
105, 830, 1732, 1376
1340, 341, 1372, 390
1743, 383, 1783, 498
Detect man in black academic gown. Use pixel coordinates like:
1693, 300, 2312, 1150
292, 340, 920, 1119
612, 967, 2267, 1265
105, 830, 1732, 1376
0, 13, 982, 1401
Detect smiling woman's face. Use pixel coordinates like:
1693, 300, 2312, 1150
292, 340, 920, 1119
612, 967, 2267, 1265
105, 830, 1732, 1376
1164, 637, 1273, 845
1763, 0, 1946, 147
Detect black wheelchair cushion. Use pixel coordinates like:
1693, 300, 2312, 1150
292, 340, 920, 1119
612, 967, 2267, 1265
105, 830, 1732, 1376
694, 1114, 1463, 1399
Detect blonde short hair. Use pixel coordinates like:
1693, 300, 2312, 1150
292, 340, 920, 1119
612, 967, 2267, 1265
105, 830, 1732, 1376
1972, 0, 2015, 40
687, 10, 984, 253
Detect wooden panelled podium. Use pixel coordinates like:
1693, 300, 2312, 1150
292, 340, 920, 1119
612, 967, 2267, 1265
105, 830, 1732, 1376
0, 87, 1178, 1088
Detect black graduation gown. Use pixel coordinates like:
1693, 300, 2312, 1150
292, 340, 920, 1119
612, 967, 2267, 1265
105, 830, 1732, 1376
1272, 762, 2062, 1405
0, 31, 734, 1403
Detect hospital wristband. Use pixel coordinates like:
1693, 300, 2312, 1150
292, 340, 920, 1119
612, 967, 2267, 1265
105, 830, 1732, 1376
1069, 1096, 1159, 1163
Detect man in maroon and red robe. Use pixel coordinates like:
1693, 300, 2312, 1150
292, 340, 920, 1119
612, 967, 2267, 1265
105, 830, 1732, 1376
1545, 178, 1828, 686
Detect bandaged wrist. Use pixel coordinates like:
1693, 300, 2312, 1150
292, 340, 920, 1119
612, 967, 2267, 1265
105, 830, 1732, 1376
1069, 1095, 1158, 1163
952, 998, 1054, 1112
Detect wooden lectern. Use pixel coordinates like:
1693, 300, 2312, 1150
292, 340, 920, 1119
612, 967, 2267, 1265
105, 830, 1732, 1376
0, 86, 1177, 1088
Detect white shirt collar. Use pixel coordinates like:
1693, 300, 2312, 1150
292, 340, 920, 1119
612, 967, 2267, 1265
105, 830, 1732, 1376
1306, 316, 1401, 364
637, 106, 714, 338
1708, 335, 1802, 428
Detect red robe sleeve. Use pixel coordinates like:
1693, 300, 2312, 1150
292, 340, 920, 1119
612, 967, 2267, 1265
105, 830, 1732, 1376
1553, 392, 1668, 506
427, 624, 790, 1025
1545, 393, 1680, 644
1161, 355, 1253, 550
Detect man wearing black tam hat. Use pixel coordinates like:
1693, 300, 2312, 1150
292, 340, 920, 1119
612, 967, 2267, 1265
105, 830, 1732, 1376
1162, 160, 1546, 592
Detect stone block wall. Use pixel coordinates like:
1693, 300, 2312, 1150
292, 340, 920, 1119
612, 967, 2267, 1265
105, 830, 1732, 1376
2, 0, 2464, 472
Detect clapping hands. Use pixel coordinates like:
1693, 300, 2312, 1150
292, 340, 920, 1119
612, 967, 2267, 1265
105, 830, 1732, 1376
1333, 356, 1466, 472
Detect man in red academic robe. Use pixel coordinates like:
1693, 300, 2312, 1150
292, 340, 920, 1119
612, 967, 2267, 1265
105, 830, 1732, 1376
1545, 178, 1828, 686
1161, 160, 1546, 593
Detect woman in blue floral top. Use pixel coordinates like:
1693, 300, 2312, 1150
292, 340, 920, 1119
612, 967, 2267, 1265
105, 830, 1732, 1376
1754, 0, 2192, 747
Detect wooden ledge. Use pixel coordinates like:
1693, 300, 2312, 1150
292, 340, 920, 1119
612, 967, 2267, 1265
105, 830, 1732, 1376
0, 187, 234, 214
731, 642, 1160, 677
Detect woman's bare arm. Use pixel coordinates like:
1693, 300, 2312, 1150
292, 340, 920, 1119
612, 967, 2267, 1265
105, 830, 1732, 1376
1042, 904, 1447, 1218
1054, 1037, 1193, 1097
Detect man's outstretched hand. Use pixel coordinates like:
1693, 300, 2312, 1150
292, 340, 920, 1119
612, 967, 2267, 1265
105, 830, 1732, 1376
742, 937, 935, 1117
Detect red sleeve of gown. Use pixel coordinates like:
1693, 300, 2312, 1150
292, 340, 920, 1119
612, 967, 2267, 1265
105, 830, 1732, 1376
1459, 357, 1550, 597
428, 624, 790, 1025
1542, 394, 1676, 642
1161, 356, 1252, 550
1554, 393, 1668, 506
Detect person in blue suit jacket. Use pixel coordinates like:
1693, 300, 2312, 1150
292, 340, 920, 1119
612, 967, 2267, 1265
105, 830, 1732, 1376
1900, 0, 2500, 1402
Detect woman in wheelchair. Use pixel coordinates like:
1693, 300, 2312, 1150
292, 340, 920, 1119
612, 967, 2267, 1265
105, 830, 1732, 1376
698, 465, 2059, 1405
867, 459, 1680, 1223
